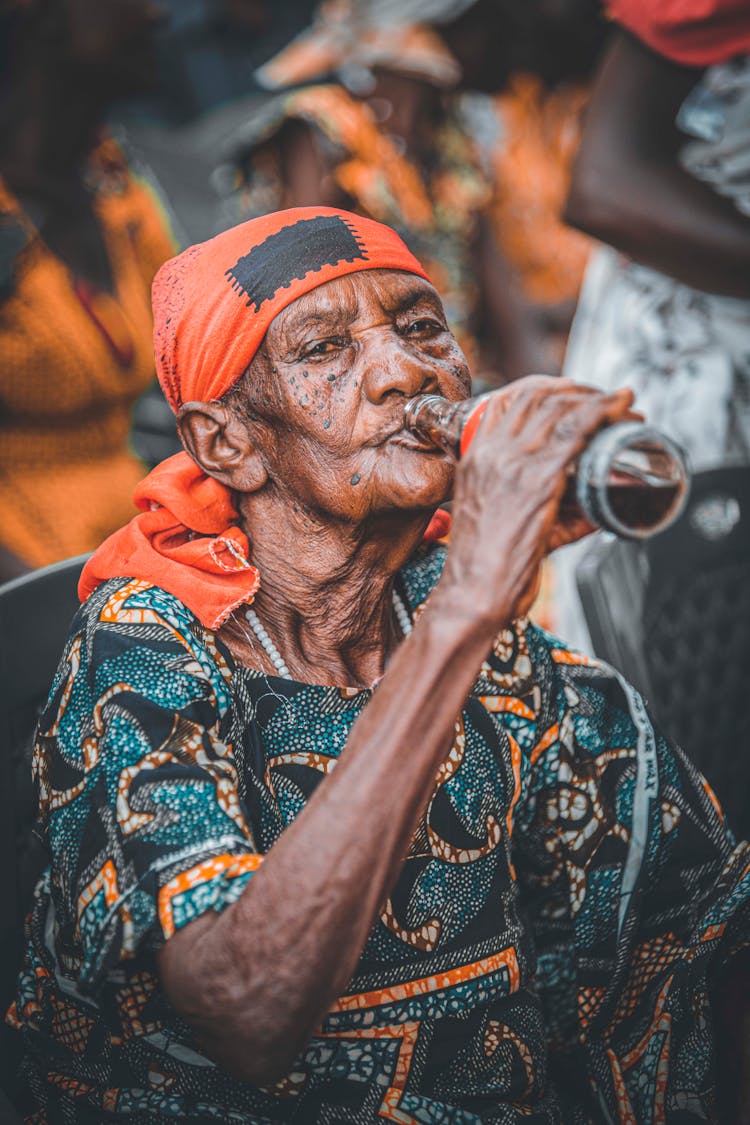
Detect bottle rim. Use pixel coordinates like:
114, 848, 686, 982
577, 422, 691, 539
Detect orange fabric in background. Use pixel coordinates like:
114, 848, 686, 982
607, 0, 750, 66
153, 207, 428, 413
490, 76, 592, 308
0, 139, 176, 569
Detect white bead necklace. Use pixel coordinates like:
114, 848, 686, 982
392, 589, 413, 638
244, 590, 412, 679
244, 607, 292, 679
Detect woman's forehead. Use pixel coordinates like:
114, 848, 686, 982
267, 270, 443, 342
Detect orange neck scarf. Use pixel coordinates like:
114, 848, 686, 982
79, 454, 260, 630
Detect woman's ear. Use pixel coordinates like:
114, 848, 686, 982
177, 401, 268, 493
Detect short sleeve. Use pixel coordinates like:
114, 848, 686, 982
32, 579, 260, 993
514, 628, 750, 1108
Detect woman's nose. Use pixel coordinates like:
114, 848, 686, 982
362, 338, 440, 404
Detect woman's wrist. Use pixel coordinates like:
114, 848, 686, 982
422, 580, 511, 654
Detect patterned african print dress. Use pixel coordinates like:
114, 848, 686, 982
8, 545, 750, 1122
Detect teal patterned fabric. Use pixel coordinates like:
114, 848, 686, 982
8, 544, 750, 1122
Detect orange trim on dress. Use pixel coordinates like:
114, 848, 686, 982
551, 649, 595, 666
330, 946, 520, 1013
158, 852, 263, 939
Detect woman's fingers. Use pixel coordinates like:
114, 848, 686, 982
548, 509, 598, 552
480, 382, 636, 455
544, 388, 636, 461
447, 378, 646, 624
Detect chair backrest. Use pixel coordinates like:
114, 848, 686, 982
0, 554, 89, 1107
577, 467, 750, 838
576, 535, 651, 699
0, 1086, 23, 1125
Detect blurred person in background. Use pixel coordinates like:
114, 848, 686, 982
0, 0, 177, 582
444, 0, 608, 629
214, 0, 546, 387
552, 0, 750, 653
489, 79, 593, 377
485, 0, 607, 376
563, 2, 750, 468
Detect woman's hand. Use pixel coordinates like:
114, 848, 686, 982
440, 376, 637, 630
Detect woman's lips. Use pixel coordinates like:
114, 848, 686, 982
388, 433, 445, 454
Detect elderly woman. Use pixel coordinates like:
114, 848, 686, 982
9, 208, 750, 1122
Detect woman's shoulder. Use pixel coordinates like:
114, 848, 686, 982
78, 574, 203, 634
68, 577, 234, 700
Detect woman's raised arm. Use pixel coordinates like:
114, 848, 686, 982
157, 381, 634, 1085
564, 30, 750, 297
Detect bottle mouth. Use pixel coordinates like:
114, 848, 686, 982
402, 394, 447, 425
402, 394, 462, 456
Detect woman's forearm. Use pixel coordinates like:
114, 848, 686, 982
565, 30, 750, 297
566, 152, 750, 297
158, 586, 501, 1084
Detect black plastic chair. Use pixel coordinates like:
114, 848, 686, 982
577, 465, 750, 840
0, 555, 90, 1117
0, 1088, 23, 1125
130, 384, 181, 470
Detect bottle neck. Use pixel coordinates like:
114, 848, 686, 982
403, 394, 493, 457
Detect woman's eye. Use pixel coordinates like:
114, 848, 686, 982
406, 317, 443, 336
304, 337, 346, 358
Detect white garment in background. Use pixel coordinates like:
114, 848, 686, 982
560, 246, 750, 470
553, 56, 750, 653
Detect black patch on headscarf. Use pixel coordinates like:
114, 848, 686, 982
225, 215, 368, 311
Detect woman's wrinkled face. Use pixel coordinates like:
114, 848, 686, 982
242, 269, 471, 522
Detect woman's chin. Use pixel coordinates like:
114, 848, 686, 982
380, 474, 453, 516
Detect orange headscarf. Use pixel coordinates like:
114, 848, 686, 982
153, 207, 428, 413
79, 207, 447, 630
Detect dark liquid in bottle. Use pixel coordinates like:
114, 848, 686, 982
606, 475, 684, 533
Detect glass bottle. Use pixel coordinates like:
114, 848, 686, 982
403, 393, 690, 540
